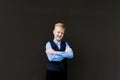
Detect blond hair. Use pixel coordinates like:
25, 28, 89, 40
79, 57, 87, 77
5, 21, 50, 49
54, 23, 65, 30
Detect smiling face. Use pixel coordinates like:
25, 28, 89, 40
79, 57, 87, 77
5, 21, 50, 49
53, 23, 65, 41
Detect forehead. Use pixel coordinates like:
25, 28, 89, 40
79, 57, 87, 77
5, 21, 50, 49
54, 26, 65, 31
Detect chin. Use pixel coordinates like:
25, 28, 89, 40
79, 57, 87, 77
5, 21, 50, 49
57, 39, 61, 41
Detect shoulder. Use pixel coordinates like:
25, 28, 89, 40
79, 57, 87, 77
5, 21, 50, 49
61, 41, 70, 47
45, 41, 50, 46
45, 41, 52, 49
61, 40, 68, 44
45, 40, 54, 46
61, 41, 66, 44
62, 41, 69, 44
64, 41, 71, 47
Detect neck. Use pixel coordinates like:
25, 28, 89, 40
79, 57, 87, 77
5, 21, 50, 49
54, 39, 61, 42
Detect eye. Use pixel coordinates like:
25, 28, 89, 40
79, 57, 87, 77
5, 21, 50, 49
61, 32, 64, 34
57, 31, 60, 33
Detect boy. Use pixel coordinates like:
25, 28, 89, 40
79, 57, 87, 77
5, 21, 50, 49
45, 23, 74, 80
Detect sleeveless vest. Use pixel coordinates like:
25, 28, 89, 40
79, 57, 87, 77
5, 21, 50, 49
47, 41, 67, 71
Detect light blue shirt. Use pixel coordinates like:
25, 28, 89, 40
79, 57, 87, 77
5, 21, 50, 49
45, 39, 74, 62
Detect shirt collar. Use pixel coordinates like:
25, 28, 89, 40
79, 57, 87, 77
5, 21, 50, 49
53, 39, 61, 44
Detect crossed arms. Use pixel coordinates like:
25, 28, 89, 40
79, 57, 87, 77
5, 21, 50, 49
45, 42, 74, 62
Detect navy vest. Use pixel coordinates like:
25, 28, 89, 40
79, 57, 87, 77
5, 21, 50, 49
47, 41, 67, 71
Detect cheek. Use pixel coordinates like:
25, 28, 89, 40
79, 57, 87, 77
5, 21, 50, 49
59, 34, 64, 38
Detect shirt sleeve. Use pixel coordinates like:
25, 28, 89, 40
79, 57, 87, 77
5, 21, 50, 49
55, 42, 74, 59
45, 42, 64, 62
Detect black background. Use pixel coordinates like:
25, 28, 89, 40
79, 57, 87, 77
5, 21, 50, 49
0, 0, 120, 80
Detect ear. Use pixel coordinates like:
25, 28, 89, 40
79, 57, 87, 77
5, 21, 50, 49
53, 30, 55, 35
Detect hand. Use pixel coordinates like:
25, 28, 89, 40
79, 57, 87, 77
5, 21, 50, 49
65, 48, 72, 52
46, 49, 56, 54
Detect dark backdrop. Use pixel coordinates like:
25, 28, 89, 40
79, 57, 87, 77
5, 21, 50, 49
0, 0, 120, 80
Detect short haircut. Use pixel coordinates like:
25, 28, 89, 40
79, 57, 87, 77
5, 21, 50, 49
54, 23, 65, 30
